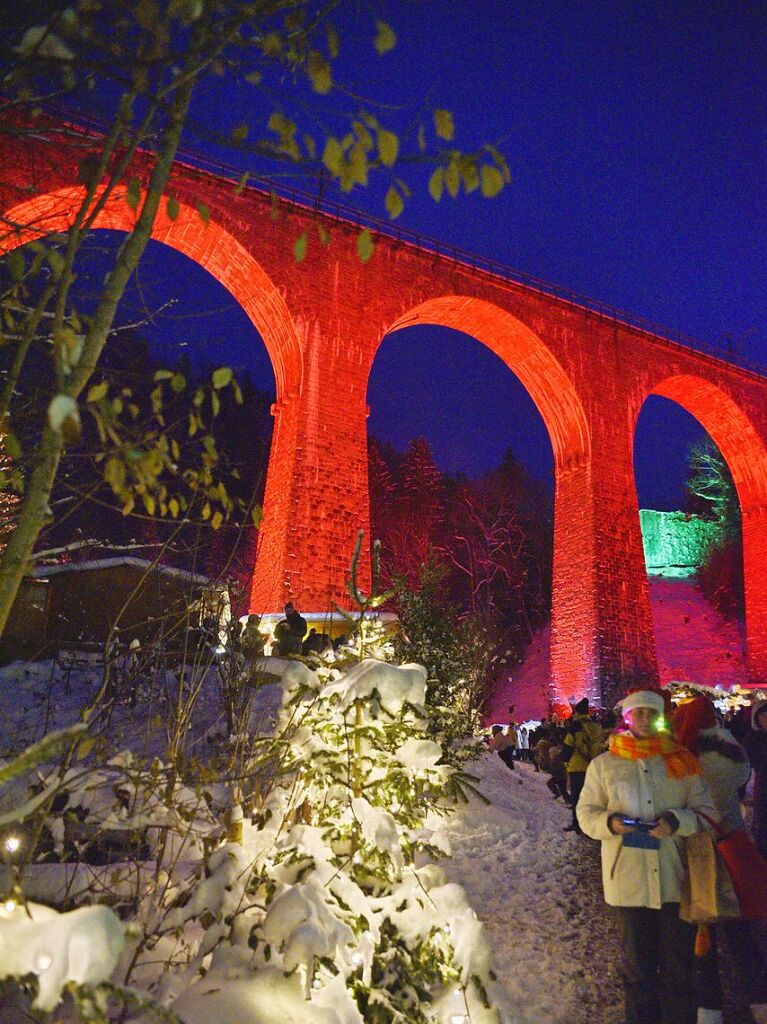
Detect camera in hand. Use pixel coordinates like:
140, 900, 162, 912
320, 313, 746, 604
620, 817, 661, 849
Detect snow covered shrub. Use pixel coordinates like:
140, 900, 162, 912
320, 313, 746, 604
0, 558, 501, 1022
214, 657, 503, 1024
0, 901, 124, 1013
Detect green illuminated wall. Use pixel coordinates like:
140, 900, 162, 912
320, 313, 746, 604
640, 510, 722, 577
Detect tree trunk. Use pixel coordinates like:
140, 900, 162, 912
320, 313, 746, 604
0, 424, 62, 635
0, 75, 196, 637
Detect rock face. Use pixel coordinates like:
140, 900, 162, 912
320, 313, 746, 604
487, 575, 747, 723
639, 510, 722, 577
649, 576, 746, 690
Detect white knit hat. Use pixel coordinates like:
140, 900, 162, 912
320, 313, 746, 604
619, 690, 665, 714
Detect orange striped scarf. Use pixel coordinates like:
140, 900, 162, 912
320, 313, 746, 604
609, 730, 701, 779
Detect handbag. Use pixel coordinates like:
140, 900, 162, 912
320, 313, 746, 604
680, 825, 741, 924
698, 811, 767, 921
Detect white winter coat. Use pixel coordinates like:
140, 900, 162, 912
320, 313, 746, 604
696, 726, 750, 834
577, 749, 717, 908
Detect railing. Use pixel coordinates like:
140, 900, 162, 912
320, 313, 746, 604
45, 112, 767, 382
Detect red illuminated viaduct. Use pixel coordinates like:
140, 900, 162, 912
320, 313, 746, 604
2, 121, 767, 710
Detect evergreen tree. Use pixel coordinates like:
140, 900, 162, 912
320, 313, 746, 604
367, 438, 395, 546
397, 437, 443, 521
387, 438, 444, 586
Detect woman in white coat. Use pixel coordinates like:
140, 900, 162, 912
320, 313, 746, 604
578, 688, 716, 1024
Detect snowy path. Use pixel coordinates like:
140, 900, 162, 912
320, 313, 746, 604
442, 755, 623, 1024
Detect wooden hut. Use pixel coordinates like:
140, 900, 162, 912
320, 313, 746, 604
1, 557, 216, 662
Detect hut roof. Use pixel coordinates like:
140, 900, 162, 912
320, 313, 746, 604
30, 556, 211, 587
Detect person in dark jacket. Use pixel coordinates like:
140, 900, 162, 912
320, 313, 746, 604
273, 602, 307, 656
731, 699, 767, 858
674, 696, 767, 1024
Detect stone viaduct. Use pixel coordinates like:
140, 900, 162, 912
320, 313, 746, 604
2, 121, 767, 710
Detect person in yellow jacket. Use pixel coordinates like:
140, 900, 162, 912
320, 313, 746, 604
562, 697, 604, 832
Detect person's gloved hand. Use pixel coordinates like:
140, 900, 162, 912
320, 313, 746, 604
649, 812, 679, 839
608, 814, 636, 835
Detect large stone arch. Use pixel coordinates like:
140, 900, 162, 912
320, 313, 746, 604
373, 294, 597, 708
641, 374, 767, 684
0, 184, 302, 393
0, 184, 303, 608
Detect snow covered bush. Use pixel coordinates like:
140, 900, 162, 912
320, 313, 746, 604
0, 620, 502, 1021
165, 657, 502, 1024
0, 901, 124, 1013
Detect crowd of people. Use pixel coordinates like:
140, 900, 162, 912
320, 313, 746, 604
489, 690, 767, 1024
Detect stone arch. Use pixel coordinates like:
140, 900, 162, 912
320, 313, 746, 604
371, 294, 598, 708
642, 374, 767, 684
0, 184, 302, 395
0, 183, 304, 610
383, 295, 590, 466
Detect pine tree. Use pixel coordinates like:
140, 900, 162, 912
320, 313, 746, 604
398, 437, 443, 518
387, 438, 444, 586
367, 438, 395, 545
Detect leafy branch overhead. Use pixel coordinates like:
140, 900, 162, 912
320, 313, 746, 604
0, 0, 510, 637
80, 366, 251, 527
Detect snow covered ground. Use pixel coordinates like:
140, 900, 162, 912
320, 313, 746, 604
444, 754, 623, 1024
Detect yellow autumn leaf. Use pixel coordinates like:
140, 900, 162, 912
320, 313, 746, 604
445, 161, 460, 198
357, 228, 374, 263
480, 164, 505, 198
385, 185, 404, 220
433, 109, 455, 141
428, 167, 444, 202
293, 232, 308, 262
322, 136, 343, 176
374, 20, 396, 54
307, 50, 332, 94
377, 128, 399, 168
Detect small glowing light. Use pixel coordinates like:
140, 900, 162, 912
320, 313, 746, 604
449, 1015, 468, 1024
3, 899, 17, 914
442, 924, 452, 936
5, 835, 20, 854
312, 979, 321, 990
34, 952, 52, 973
351, 952, 364, 966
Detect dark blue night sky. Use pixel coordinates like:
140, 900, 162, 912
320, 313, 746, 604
105, 1, 767, 510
